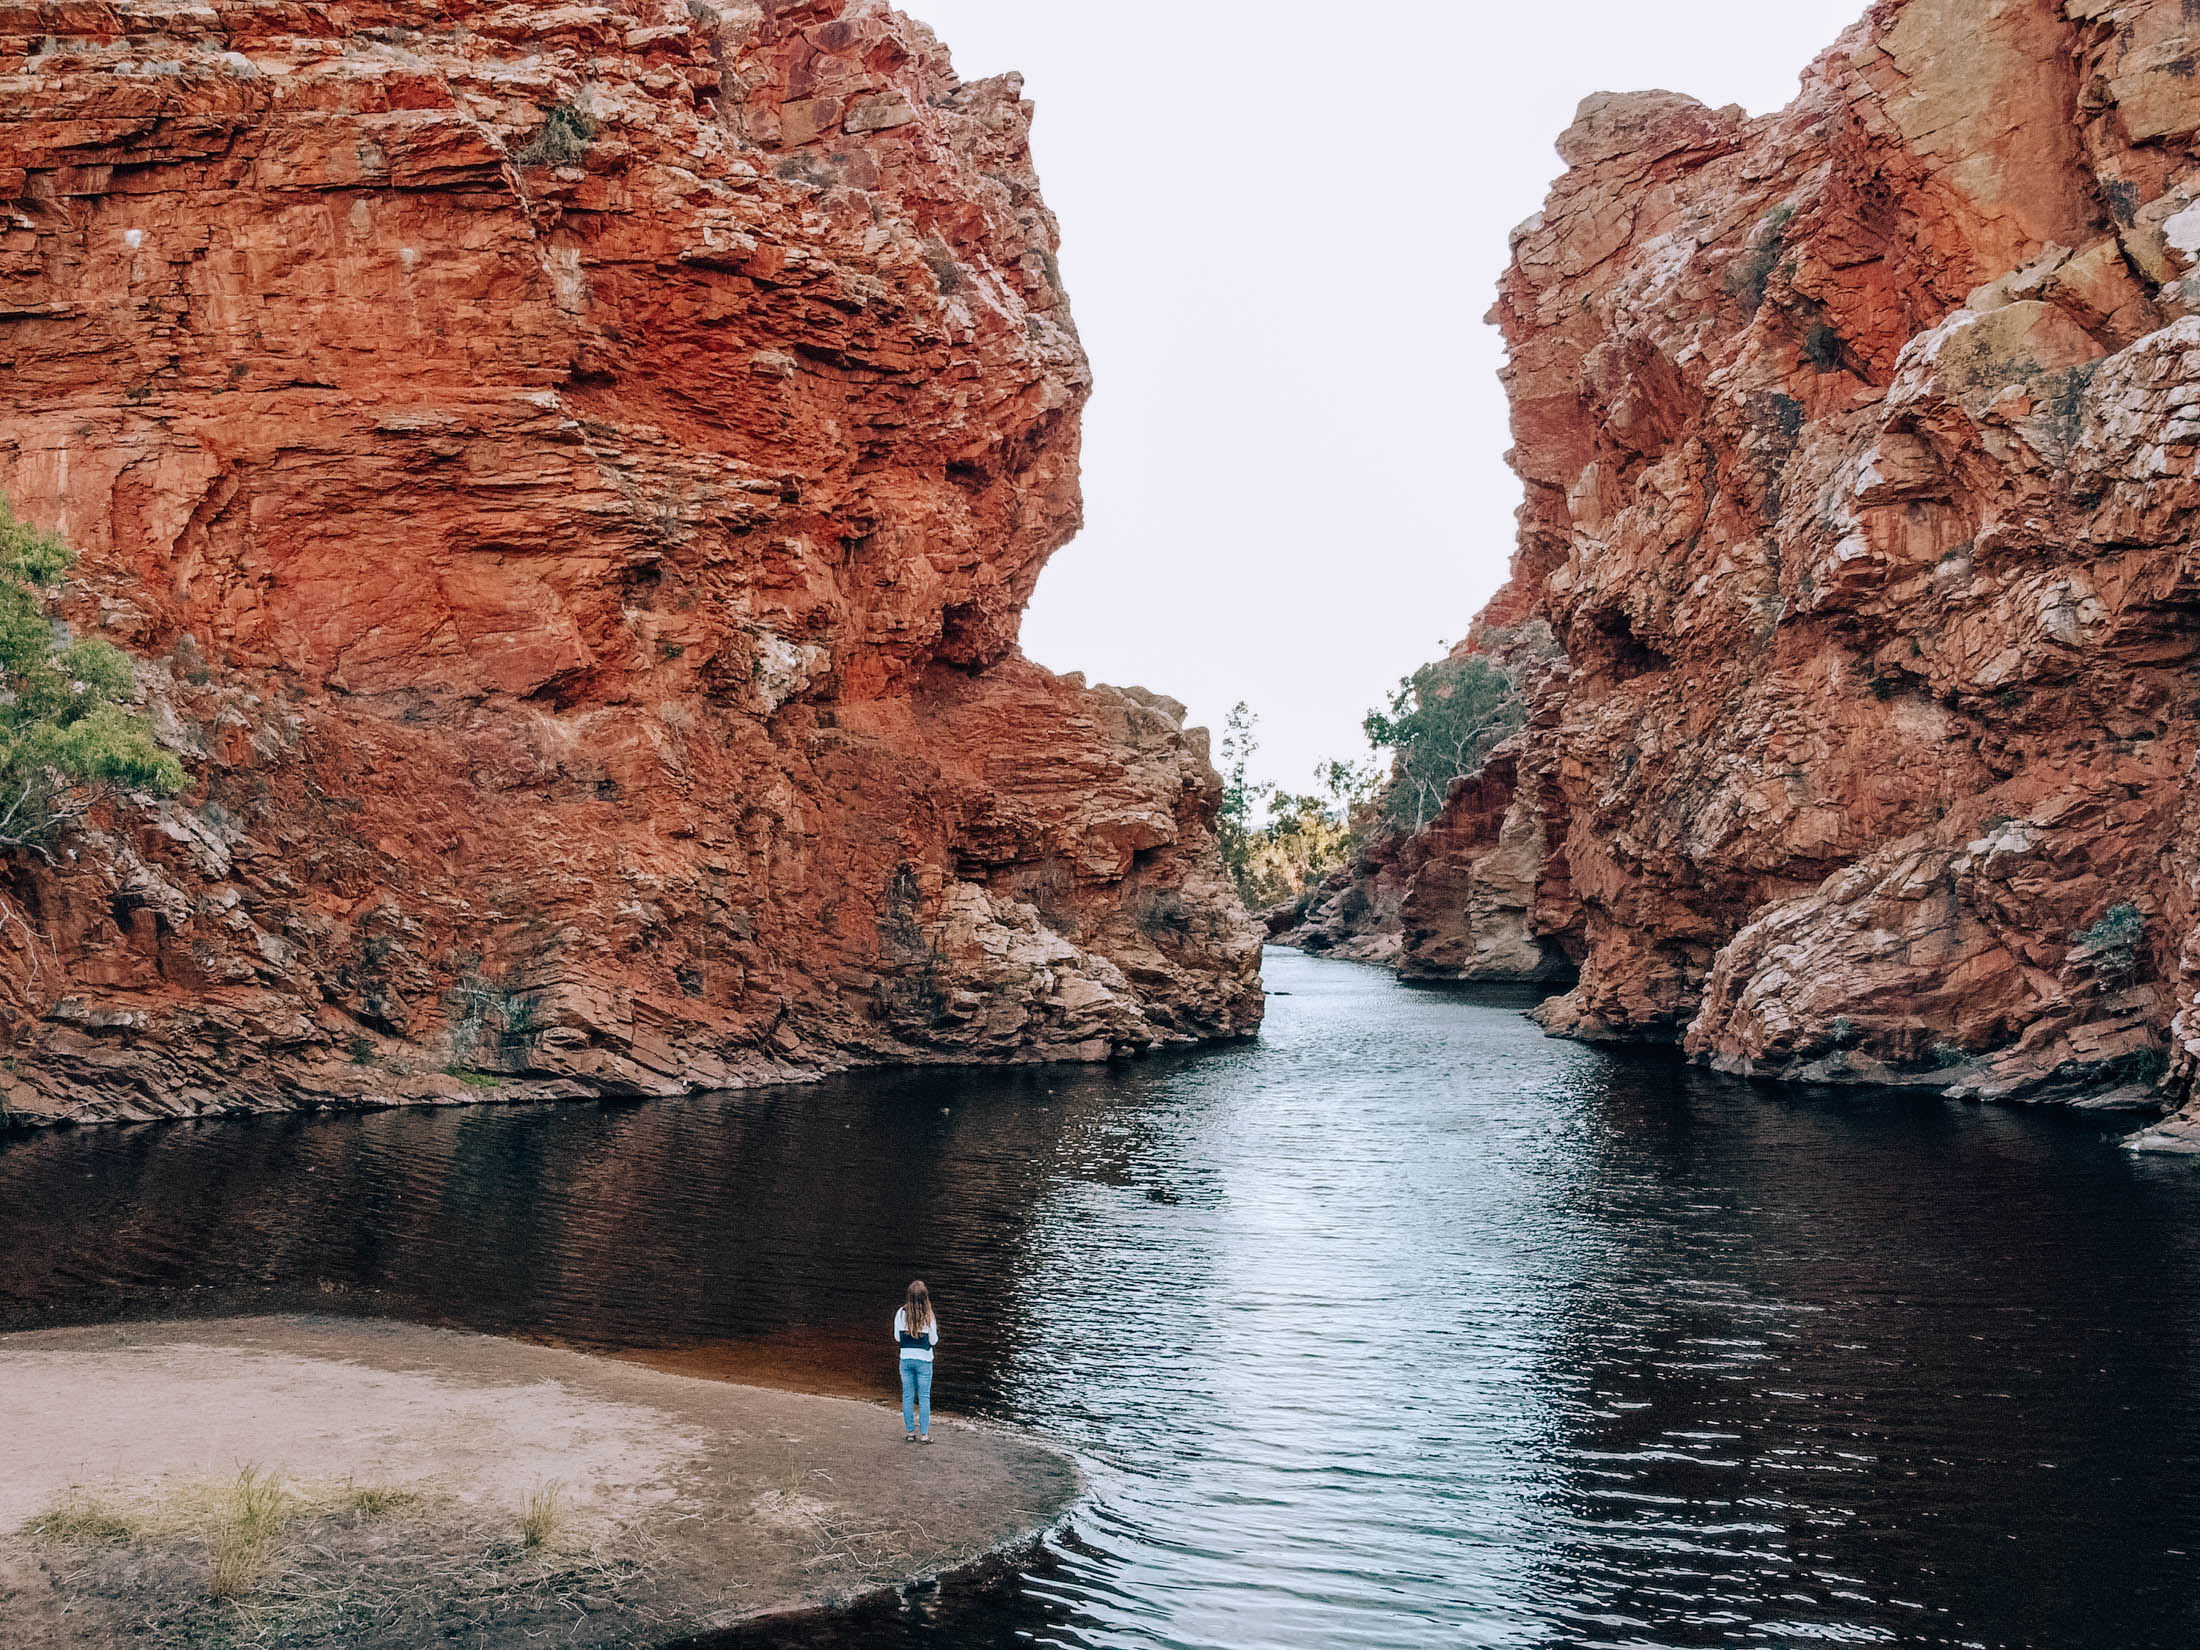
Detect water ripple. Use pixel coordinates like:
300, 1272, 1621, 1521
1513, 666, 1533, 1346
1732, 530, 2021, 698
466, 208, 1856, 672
4, 952, 2200, 1648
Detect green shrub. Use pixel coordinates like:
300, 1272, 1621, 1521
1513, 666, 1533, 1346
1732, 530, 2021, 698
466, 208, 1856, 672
2077, 903, 2145, 949
2123, 1045, 2171, 1089
1803, 321, 1845, 373
514, 102, 595, 169
2074, 902, 2146, 974
0, 497, 185, 851
1724, 204, 1795, 312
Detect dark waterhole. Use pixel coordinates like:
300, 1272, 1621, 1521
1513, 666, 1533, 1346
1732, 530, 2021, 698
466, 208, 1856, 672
5, 949, 2199, 1649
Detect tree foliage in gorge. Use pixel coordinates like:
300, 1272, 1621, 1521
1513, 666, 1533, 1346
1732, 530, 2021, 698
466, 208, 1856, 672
1238, 760, 1376, 911
1217, 650, 1528, 911
1362, 655, 1522, 833
0, 496, 185, 850
1216, 701, 1263, 888
1217, 703, 1377, 910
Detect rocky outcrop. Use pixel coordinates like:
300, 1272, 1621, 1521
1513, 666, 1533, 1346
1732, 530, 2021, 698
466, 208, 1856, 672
1359, 0, 2200, 1131
0, 0, 1261, 1126
1263, 833, 1407, 969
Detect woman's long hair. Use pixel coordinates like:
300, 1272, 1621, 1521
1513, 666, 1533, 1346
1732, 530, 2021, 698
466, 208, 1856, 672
904, 1279, 934, 1337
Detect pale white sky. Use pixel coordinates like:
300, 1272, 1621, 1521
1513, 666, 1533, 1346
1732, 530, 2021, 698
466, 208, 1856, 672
910, 0, 1869, 794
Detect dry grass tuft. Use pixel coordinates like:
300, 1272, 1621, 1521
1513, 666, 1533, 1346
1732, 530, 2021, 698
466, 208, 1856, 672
344, 1484, 423, 1518
519, 1481, 563, 1550
23, 1489, 141, 1544
206, 1465, 291, 1599
226, 1518, 671, 1644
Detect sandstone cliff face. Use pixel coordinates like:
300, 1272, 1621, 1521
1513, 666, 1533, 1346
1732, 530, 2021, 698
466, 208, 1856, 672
1341, 0, 2200, 1135
0, 0, 1262, 1126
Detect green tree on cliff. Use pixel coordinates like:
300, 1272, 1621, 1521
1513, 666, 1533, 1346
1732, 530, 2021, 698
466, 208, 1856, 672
0, 497, 185, 850
1217, 646, 1532, 909
1363, 655, 1521, 833
1216, 701, 1268, 886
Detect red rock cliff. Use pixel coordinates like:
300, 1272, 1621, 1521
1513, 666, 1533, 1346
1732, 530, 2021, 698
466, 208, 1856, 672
0, 0, 1263, 1126
1372, 0, 2200, 1137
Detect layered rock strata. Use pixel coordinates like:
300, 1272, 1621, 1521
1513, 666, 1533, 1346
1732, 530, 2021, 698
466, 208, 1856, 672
0, 0, 1261, 1126
1326, 0, 2200, 1136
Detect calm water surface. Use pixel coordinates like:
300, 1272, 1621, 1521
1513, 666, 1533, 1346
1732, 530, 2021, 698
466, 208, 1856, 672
5, 949, 2200, 1649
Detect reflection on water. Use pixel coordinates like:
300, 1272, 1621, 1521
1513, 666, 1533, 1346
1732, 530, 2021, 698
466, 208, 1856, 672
5, 949, 2200, 1649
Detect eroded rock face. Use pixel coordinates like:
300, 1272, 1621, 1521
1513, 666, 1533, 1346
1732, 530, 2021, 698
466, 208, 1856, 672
1365, 0, 2200, 1131
0, 0, 1261, 1125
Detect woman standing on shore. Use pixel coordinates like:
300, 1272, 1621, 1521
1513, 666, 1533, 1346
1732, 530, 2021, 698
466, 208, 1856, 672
896, 1280, 939, 1443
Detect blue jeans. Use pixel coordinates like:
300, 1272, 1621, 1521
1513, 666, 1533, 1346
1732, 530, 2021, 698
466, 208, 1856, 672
900, 1356, 933, 1435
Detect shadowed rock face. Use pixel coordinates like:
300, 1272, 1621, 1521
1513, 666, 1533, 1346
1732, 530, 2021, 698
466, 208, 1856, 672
1326, 0, 2200, 1130
0, 0, 1261, 1125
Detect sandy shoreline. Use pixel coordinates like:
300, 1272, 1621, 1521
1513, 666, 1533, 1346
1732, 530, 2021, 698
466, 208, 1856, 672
0, 1316, 1080, 1649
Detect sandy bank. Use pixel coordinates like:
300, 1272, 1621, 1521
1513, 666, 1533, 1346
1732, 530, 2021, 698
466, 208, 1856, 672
0, 1316, 1078, 1648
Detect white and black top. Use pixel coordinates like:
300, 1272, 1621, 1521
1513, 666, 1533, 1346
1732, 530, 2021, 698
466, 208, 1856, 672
894, 1307, 940, 1363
